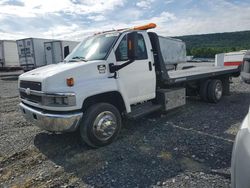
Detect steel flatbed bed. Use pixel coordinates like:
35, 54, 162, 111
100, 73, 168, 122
166, 65, 240, 84
148, 32, 241, 86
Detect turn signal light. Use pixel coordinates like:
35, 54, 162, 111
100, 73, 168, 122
66, 77, 74, 87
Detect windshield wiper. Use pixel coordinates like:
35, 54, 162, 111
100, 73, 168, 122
68, 56, 88, 62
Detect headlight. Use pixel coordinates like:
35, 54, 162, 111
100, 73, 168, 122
42, 94, 76, 107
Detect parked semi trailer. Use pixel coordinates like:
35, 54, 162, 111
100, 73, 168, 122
18, 23, 240, 148
16, 38, 52, 71
0, 40, 19, 68
44, 40, 79, 65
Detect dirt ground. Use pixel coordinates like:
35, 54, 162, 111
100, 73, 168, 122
0, 71, 250, 188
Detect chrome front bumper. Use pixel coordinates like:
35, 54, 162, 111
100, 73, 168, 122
19, 103, 83, 132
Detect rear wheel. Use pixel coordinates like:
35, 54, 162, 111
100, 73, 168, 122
80, 103, 122, 148
207, 79, 223, 103
199, 79, 211, 101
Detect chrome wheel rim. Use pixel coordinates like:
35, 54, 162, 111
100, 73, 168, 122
215, 83, 222, 100
92, 111, 117, 141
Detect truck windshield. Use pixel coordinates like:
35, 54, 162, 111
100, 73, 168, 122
65, 33, 118, 62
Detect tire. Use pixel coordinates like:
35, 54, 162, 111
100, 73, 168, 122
80, 103, 122, 148
221, 77, 230, 96
199, 79, 211, 101
207, 79, 223, 103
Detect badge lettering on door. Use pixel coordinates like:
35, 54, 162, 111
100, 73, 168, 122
97, 65, 106, 74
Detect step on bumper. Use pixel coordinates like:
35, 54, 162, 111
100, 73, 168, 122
19, 103, 83, 132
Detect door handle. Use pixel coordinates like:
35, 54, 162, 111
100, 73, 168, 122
148, 61, 152, 71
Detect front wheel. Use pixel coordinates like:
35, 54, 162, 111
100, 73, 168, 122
80, 103, 122, 148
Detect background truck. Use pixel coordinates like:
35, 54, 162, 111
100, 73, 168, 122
18, 23, 240, 148
240, 50, 250, 83
44, 40, 79, 65
231, 50, 250, 188
0, 40, 19, 69
17, 38, 52, 71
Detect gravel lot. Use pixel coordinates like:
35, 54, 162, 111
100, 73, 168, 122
0, 71, 249, 188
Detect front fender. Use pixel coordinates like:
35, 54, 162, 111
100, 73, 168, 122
76, 78, 131, 113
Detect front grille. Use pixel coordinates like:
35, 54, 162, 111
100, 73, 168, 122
20, 91, 42, 103
20, 81, 41, 91
20, 80, 42, 103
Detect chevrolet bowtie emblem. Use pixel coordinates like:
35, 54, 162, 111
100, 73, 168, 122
25, 88, 31, 95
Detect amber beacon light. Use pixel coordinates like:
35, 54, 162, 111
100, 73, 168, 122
133, 23, 157, 30
66, 77, 74, 87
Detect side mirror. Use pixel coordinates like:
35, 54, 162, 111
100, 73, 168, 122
127, 31, 138, 60
109, 32, 138, 76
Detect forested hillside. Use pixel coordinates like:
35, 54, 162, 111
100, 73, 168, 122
176, 31, 250, 58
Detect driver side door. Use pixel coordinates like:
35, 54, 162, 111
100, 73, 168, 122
114, 32, 156, 105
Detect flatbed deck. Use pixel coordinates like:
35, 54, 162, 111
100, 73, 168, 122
148, 32, 240, 85
167, 65, 240, 84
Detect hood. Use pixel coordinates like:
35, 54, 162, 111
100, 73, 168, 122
19, 60, 109, 92
19, 62, 86, 81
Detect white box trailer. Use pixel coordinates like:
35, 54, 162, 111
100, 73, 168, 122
215, 53, 225, 67
16, 38, 52, 71
224, 50, 247, 66
44, 40, 79, 65
215, 50, 247, 67
158, 36, 186, 70
0, 40, 19, 68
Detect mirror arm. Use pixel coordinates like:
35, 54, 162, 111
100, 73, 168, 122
109, 59, 134, 73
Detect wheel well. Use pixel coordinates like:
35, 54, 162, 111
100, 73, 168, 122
198, 76, 229, 86
82, 91, 126, 113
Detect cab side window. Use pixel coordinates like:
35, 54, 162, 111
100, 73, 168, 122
137, 34, 148, 60
115, 35, 128, 61
115, 33, 148, 61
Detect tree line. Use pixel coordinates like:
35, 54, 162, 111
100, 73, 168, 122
186, 47, 246, 58
176, 30, 250, 58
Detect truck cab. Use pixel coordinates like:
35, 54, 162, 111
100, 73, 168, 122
19, 23, 240, 147
19, 26, 158, 147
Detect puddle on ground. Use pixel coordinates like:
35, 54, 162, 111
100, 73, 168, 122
180, 157, 207, 172
157, 151, 172, 160
139, 145, 155, 154
224, 122, 240, 136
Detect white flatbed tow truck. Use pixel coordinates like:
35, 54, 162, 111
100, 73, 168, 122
18, 23, 240, 147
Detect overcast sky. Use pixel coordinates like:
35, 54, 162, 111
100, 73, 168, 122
0, 0, 250, 41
